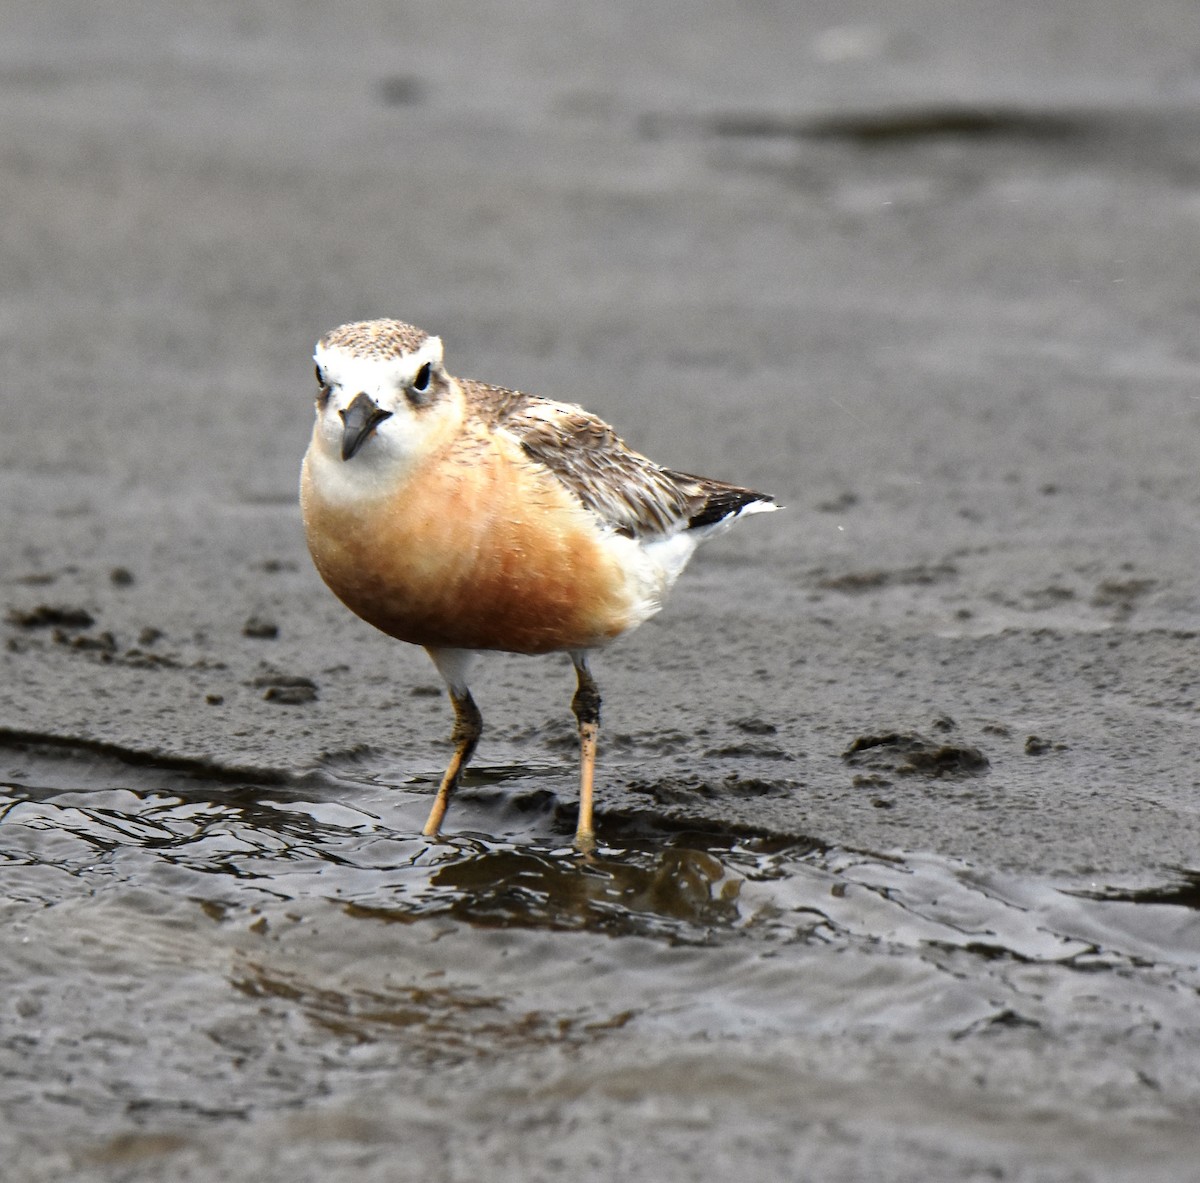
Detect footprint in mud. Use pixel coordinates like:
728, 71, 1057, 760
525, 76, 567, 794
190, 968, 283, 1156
841, 730, 989, 778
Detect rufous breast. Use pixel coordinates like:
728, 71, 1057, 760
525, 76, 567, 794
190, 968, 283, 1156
301, 432, 639, 654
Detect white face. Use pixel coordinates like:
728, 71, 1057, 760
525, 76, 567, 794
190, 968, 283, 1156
308, 335, 460, 490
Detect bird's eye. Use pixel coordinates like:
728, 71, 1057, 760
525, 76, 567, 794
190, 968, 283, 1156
315, 365, 331, 407
412, 362, 432, 393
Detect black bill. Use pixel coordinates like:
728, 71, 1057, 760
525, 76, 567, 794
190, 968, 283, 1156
339, 392, 393, 461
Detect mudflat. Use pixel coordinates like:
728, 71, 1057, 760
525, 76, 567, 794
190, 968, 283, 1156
3, 4, 1200, 1180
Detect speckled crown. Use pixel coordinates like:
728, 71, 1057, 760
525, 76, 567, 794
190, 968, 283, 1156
320, 319, 431, 359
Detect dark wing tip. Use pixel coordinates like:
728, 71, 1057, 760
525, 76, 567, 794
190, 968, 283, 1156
686, 487, 775, 530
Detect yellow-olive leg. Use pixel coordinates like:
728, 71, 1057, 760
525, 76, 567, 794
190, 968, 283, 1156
423, 648, 482, 839
570, 654, 601, 852
422, 687, 482, 838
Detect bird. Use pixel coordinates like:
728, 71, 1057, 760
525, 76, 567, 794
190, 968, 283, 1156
300, 319, 777, 851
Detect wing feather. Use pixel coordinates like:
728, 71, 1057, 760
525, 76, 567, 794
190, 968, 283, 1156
466, 379, 772, 537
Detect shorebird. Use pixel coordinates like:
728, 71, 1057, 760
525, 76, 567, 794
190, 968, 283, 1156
300, 319, 777, 850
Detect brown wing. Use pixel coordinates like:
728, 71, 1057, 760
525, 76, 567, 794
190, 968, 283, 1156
472, 382, 771, 537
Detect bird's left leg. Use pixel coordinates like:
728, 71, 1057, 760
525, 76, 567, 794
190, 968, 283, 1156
422, 647, 482, 839
569, 651, 601, 852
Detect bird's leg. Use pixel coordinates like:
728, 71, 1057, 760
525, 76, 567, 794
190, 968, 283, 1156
422, 688, 481, 838
570, 652, 601, 852
423, 648, 481, 839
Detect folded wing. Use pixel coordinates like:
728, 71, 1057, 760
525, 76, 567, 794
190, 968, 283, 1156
474, 383, 773, 539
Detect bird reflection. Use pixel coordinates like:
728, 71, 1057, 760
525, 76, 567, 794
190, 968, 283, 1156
353, 839, 745, 940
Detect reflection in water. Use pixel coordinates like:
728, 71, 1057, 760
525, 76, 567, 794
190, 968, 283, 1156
350, 843, 743, 938
229, 958, 637, 1059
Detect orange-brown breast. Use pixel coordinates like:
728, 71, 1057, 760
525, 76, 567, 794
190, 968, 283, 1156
301, 432, 638, 654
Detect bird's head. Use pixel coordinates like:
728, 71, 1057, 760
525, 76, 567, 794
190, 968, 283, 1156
309, 319, 460, 477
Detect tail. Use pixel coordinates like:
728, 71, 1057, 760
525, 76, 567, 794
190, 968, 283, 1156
636, 476, 778, 596
679, 477, 779, 532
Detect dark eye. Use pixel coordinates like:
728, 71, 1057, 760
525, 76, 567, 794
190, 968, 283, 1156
413, 362, 431, 392
315, 365, 331, 407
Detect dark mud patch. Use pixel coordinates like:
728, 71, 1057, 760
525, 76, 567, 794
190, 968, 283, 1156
312, 743, 392, 774
1091, 577, 1156, 621
253, 673, 319, 704
638, 105, 1200, 166
6, 604, 95, 629
241, 615, 280, 640
10, 568, 76, 587
1073, 871, 1200, 910
702, 743, 794, 760
377, 75, 425, 107
814, 491, 859, 513
0, 728, 291, 787
795, 107, 1096, 144
842, 731, 990, 778
730, 716, 778, 735
639, 106, 1104, 144
5, 609, 224, 672
814, 563, 958, 593
53, 628, 118, 654
1024, 734, 1069, 756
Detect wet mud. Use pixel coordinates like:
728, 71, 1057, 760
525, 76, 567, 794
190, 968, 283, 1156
5, 1, 1200, 1180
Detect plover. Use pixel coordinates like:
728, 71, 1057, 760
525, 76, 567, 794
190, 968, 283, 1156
300, 319, 777, 850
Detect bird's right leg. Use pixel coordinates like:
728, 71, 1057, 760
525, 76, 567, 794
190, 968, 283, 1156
422, 648, 482, 839
570, 651, 601, 853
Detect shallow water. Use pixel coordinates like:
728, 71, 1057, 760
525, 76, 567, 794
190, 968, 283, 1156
4, 741, 1199, 1181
